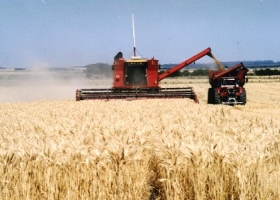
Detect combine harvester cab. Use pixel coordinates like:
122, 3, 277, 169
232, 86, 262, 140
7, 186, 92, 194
76, 47, 219, 102
208, 62, 249, 105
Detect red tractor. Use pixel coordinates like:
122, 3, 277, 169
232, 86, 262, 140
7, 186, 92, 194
208, 62, 249, 105
76, 47, 219, 102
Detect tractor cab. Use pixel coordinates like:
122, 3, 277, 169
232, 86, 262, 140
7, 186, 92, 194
220, 78, 239, 87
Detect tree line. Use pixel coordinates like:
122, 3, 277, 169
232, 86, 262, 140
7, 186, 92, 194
84, 63, 280, 77
158, 69, 209, 77
85, 63, 112, 78
160, 68, 280, 76
253, 68, 280, 76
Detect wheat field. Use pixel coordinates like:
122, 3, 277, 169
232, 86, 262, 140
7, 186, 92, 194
0, 81, 280, 199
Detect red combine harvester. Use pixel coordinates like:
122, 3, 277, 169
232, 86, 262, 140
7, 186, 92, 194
208, 62, 249, 105
76, 15, 222, 102
76, 47, 219, 102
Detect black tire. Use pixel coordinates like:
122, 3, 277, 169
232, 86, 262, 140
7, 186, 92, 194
240, 88, 246, 105
207, 88, 214, 104
214, 89, 221, 104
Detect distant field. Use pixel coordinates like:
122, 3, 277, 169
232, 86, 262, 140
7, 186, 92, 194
0, 70, 280, 199
0, 70, 279, 103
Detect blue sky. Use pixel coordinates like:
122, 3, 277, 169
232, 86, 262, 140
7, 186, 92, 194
0, 0, 279, 68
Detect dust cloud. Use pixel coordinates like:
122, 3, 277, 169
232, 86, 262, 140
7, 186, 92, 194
0, 69, 112, 103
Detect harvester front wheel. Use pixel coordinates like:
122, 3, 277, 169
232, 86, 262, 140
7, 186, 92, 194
214, 89, 221, 104
207, 88, 214, 104
240, 88, 246, 105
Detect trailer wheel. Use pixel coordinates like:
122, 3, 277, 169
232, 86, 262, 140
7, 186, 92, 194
214, 89, 221, 104
207, 88, 214, 104
240, 88, 246, 105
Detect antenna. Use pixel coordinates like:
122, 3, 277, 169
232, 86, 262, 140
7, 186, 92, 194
132, 14, 136, 57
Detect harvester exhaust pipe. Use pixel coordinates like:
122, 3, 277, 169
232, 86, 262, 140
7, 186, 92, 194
132, 14, 137, 57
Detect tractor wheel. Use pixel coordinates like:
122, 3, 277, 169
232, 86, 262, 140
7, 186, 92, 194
214, 89, 221, 104
207, 88, 214, 104
240, 88, 246, 105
